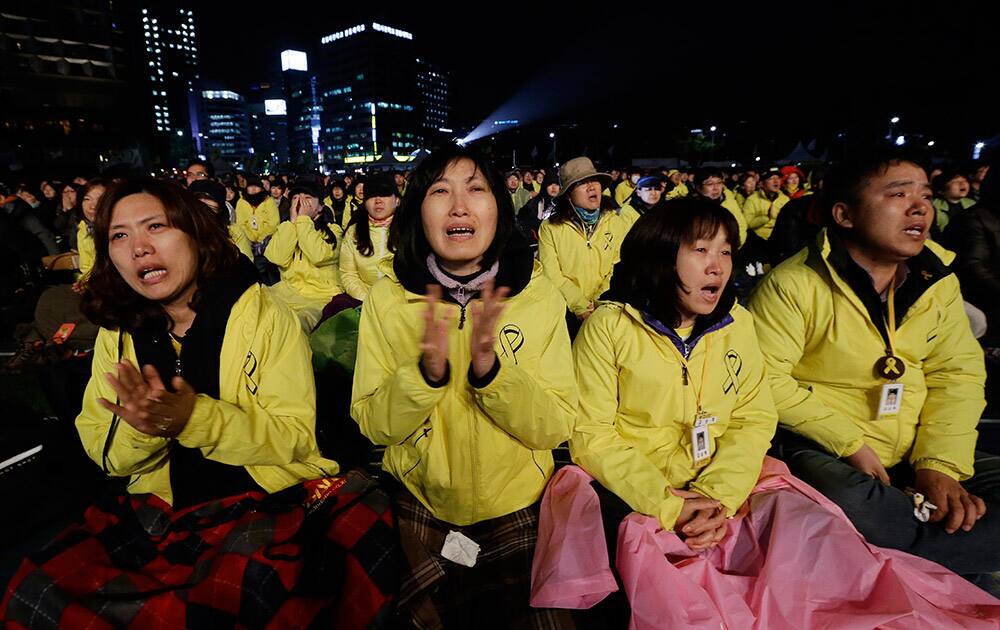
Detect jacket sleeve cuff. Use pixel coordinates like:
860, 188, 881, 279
658, 493, 685, 532
418, 357, 450, 388
117, 417, 169, 447
176, 395, 217, 448
788, 419, 866, 458
912, 458, 963, 481
467, 354, 500, 389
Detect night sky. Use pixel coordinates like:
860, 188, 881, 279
197, 1, 998, 152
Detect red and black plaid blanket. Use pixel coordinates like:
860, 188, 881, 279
1, 470, 397, 629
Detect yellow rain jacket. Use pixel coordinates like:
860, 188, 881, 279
538, 208, 639, 315
76, 220, 95, 277
742, 190, 790, 240
748, 230, 985, 480
265, 215, 344, 300
235, 197, 280, 244
341, 198, 361, 230
721, 192, 749, 246
75, 284, 339, 506
665, 182, 690, 200
229, 224, 253, 260
571, 302, 777, 530
339, 222, 392, 301
351, 261, 577, 525
614, 180, 636, 205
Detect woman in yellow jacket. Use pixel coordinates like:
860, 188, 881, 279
571, 198, 776, 549
0, 178, 372, 627
340, 179, 365, 229
235, 173, 281, 283
265, 179, 343, 331
338, 174, 397, 302
352, 145, 576, 627
73, 178, 108, 291
538, 157, 639, 329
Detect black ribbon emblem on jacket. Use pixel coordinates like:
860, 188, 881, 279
723, 350, 743, 395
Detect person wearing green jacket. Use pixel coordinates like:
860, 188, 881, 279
932, 167, 976, 233
749, 149, 1000, 585
352, 145, 576, 626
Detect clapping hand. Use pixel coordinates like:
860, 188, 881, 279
469, 279, 509, 379
98, 360, 196, 438
420, 284, 453, 383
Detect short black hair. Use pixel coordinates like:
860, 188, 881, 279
604, 197, 739, 328
931, 166, 968, 194
184, 158, 214, 178
692, 168, 726, 189
822, 145, 927, 222
390, 143, 516, 274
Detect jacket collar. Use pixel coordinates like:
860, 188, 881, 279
810, 228, 953, 331
390, 236, 535, 303
620, 302, 735, 358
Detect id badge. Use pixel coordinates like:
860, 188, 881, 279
878, 383, 904, 417
692, 425, 711, 464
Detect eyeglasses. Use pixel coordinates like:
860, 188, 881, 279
185, 171, 209, 179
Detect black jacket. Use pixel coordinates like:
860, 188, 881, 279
943, 202, 1000, 342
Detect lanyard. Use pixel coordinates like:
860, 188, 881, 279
884, 283, 897, 356
875, 283, 906, 381
669, 334, 711, 415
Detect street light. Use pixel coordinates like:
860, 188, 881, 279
709, 126, 717, 132
974, 141, 986, 160
895, 135, 906, 146
890, 116, 900, 124
927, 140, 935, 147
550, 132, 557, 162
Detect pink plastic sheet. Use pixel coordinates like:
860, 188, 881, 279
532, 459, 1000, 629
530, 464, 618, 608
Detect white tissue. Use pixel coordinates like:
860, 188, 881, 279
441, 530, 481, 567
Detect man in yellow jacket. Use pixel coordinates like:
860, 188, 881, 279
749, 151, 1000, 582
614, 167, 640, 205
742, 167, 789, 240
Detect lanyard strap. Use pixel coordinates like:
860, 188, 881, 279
884, 283, 897, 356
670, 334, 711, 415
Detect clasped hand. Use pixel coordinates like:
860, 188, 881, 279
98, 360, 197, 438
671, 488, 728, 550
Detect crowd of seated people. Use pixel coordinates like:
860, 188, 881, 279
1, 145, 998, 627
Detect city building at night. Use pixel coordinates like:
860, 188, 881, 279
281, 49, 319, 169
0, 0, 135, 176
416, 57, 451, 148
191, 87, 251, 166
247, 81, 289, 170
135, 5, 199, 166
314, 23, 421, 168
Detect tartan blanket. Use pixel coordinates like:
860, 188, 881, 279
1, 470, 397, 629
393, 488, 573, 629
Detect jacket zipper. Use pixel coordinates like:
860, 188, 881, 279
458, 304, 467, 329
